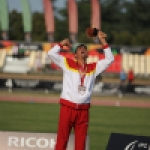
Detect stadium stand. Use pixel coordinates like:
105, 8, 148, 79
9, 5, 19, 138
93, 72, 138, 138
0, 50, 6, 69
134, 54, 139, 74
146, 55, 150, 75
122, 53, 150, 75
140, 55, 145, 75
128, 54, 134, 70
42, 51, 47, 65
28, 51, 36, 69
0, 46, 149, 77
122, 54, 128, 73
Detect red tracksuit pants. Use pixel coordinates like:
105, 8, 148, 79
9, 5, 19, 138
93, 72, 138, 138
55, 105, 89, 150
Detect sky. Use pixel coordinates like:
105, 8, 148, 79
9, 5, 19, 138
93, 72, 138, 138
8, 0, 66, 12
8, 0, 133, 13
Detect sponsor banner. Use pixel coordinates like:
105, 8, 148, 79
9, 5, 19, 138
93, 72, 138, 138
17, 43, 42, 51
120, 46, 148, 54
106, 54, 122, 73
42, 43, 59, 52
99, 54, 122, 73
42, 43, 52, 52
0, 131, 89, 150
0, 40, 16, 51
145, 48, 150, 55
106, 133, 150, 150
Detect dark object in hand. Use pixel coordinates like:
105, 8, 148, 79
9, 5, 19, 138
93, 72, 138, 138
86, 28, 99, 37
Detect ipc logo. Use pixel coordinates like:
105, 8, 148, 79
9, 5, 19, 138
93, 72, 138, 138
125, 140, 149, 150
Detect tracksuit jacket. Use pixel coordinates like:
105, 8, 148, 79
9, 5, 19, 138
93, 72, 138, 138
47, 44, 114, 109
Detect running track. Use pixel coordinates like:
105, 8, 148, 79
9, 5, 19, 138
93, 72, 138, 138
0, 94, 150, 108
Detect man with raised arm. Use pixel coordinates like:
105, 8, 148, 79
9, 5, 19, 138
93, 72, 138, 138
47, 31, 114, 150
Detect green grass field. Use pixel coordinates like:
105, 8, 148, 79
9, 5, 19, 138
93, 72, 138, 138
0, 101, 150, 150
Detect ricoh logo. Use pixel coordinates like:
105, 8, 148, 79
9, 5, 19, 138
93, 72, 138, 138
125, 140, 149, 150
8, 136, 56, 149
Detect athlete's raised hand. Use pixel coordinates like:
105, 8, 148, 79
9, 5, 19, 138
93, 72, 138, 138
97, 31, 108, 46
60, 38, 71, 50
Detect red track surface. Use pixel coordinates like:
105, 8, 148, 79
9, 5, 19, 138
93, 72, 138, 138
0, 94, 150, 108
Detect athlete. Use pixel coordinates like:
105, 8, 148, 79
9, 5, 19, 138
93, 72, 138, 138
47, 31, 114, 150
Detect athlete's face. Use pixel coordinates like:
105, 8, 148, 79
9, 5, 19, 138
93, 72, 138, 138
75, 46, 88, 61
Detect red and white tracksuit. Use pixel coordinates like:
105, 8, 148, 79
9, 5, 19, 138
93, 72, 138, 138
47, 44, 114, 150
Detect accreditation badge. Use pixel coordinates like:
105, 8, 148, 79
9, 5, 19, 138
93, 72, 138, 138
78, 85, 86, 95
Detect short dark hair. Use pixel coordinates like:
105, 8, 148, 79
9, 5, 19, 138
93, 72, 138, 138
75, 44, 87, 53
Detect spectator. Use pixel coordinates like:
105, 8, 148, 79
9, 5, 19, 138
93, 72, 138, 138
119, 69, 127, 97
120, 69, 126, 83
128, 68, 134, 85
127, 68, 135, 93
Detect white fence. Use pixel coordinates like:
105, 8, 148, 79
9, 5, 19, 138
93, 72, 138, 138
122, 54, 150, 75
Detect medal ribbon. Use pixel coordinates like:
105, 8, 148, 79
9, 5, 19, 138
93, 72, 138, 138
77, 63, 87, 86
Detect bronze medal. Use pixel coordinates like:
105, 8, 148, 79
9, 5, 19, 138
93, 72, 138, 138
78, 85, 86, 95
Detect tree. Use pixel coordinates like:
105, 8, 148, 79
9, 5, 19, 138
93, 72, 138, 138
132, 30, 150, 46
32, 12, 47, 41
54, 8, 69, 42
7, 0, 150, 46
112, 31, 132, 45
101, 0, 125, 43
123, 0, 150, 33
9, 10, 24, 41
